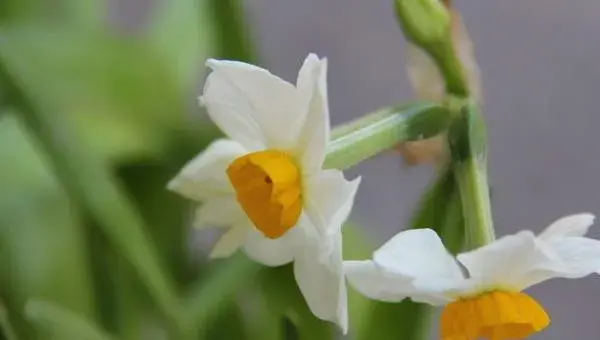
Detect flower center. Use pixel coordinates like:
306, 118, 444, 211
441, 290, 550, 340
226, 150, 303, 239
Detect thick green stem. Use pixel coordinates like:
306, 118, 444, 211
448, 103, 494, 249
325, 102, 450, 170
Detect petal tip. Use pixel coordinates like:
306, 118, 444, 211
205, 58, 219, 69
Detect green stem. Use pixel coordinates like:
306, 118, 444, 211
0, 60, 190, 339
448, 103, 494, 249
393, 0, 469, 97
430, 42, 470, 97
25, 301, 115, 340
325, 102, 450, 170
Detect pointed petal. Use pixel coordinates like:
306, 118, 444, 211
242, 224, 294, 267
538, 236, 600, 278
294, 54, 329, 174
457, 231, 557, 290
203, 59, 299, 149
167, 139, 245, 201
344, 261, 456, 306
373, 229, 463, 281
293, 230, 348, 333
193, 196, 242, 228
344, 260, 413, 303
303, 171, 360, 236
538, 213, 595, 240
209, 226, 247, 259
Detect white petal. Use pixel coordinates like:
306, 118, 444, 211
294, 54, 329, 174
373, 229, 464, 281
193, 196, 242, 228
538, 236, 600, 278
209, 226, 247, 259
538, 213, 595, 240
293, 230, 348, 333
457, 231, 557, 290
344, 260, 413, 302
344, 261, 456, 306
167, 139, 245, 201
203, 59, 299, 150
242, 224, 294, 267
303, 171, 360, 236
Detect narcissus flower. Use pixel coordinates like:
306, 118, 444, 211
345, 214, 599, 339
169, 54, 360, 331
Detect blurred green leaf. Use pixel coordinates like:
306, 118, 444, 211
62, 0, 104, 28
25, 300, 114, 340
341, 226, 376, 335
0, 0, 104, 26
0, 26, 184, 162
0, 57, 189, 338
207, 0, 257, 62
184, 253, 260, 336
1, 301, 19, 340
357, 168, 464, 340
0, 114, 96, 339
239, 293, 285, 340
259, 265, 335, 340
204, 303, 246, 340
148, 0, 215, 91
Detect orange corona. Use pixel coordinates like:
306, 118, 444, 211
227, 150, 303, 239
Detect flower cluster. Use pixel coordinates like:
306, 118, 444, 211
169, 55, 600, 339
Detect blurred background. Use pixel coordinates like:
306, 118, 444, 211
1, 0, 600, 339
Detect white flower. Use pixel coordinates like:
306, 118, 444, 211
345, 214, 599, 340
168, 54, 360, 332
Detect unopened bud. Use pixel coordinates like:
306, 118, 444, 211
394, 0, 451, 48
399, 11, 482, 167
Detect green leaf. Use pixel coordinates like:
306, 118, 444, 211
25, 300, 114, 340
206, 0, 257, 62
1, 302, 19, 340
259, 265, 335, 340
0, 0, 104, 26
0, 26, 184, 162
0, 114, 96, 339
341, 226, 376, 335
148, 0, 215, 91
0, 57, 188, 338
184, 254, 260, 336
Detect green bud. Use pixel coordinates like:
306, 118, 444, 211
394, 0, 451, 47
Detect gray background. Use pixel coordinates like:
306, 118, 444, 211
242, 0, 600, 339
